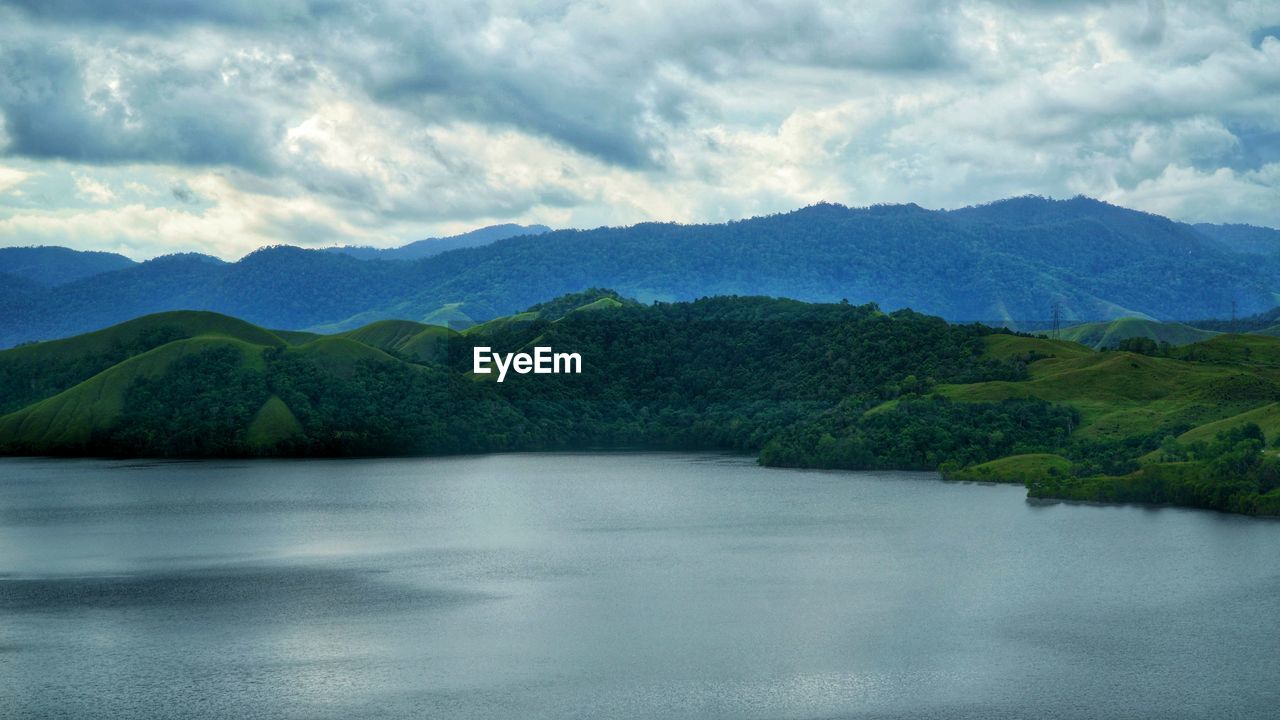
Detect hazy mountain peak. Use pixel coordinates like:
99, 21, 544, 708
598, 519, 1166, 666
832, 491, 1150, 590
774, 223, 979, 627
0, 246, 137, 286
327, 223, 552, 261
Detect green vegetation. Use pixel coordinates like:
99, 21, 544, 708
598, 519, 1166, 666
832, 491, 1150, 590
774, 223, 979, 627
1058, 317, 1218, 349
1029, 424, 1280, 516
759, 398, 1077, 471
943, 454, 1072, 484
0, 311, 286, 415
4, 292, 1280, 516
338, 320, 455, 363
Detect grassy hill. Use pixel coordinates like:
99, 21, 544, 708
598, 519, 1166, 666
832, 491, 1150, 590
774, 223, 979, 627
3, 293, 1278, 515
338, 320, 455, 363
1058, 317, 1217, 349
0, 336, 267, 448
1171, 334, 1280, 366
0, 311, 290, 415
940, 338, 1280, 440
943, 453, 1072, 483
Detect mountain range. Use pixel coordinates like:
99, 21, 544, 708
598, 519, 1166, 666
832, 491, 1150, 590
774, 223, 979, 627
2, 196, 1278, 348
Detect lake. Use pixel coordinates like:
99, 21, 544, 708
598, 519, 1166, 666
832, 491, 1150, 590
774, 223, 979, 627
1, 453, 1277, 719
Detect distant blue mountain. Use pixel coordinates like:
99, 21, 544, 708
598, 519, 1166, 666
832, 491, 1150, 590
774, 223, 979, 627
1192, 223, 1280, 256
0, 246, 136, 286
1, 197, 1278, 347
325, 223, 551, 260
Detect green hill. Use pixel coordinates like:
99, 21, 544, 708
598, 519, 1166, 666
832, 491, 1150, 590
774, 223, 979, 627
246, 395, 306, 453
979, 334, 1093, 362
3, 293, 1279, 515
419, 303, 476, 329
1058, 317, 1217, 349
943, 453, 1072, 483
0, 336, 267, 449
270, 329, 324, 345
2, 310, 285, 360
338, 320, 455, 363
1171, 334, 1280, 366
1172, 403, 1280, 447
0, 311, 288, 415
941, 349, 1280, 439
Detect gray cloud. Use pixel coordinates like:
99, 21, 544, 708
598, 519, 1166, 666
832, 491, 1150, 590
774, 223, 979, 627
2, 1, 964, 170
3, 0, 342, 29
0, 0, 1278, 258
0, 40, 281, 170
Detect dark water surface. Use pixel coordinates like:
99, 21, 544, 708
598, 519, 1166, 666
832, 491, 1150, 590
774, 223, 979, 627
1, 453, 1277, 719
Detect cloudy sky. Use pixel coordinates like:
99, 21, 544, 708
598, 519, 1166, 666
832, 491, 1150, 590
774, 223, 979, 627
0, 0, 1277, 259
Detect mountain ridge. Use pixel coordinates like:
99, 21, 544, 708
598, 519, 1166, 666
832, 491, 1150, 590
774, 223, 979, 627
323, 223, 552, 260
2, 196, 1278, 348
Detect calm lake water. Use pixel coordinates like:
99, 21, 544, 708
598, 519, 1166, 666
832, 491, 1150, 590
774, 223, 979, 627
1, 453, 1277, 719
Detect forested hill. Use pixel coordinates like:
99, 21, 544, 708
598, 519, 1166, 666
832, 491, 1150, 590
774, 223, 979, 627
3, 293, 1279, 515
0, 246, 137, 286
3, 195, 1278, 347
324, 223, 551, 260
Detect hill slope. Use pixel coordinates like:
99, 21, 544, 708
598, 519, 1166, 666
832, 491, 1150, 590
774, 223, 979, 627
325, 224, 551, 260
3, 196, 1278, 349
1058, 318, 1218, 349
3, 296, 1279, 515
0, 246, 137, 286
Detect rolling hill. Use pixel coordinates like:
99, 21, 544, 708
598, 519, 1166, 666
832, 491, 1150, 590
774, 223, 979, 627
1058, 318, 1219, 349
4, 196, 1279, 348
4, 294, 1280, 514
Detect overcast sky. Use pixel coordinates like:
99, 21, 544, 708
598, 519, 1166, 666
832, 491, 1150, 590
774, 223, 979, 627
0, 0, 1277, 259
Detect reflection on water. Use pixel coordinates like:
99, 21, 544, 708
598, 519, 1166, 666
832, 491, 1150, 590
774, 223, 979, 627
1, 454, 1277, 719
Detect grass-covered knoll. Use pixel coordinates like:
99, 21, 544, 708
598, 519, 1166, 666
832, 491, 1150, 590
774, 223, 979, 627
338, 320, 455, 363
0, 311, 287, 415
943, 453, 1072, 484
0, 336, 266, 449
931, 335, 1280, 514
1172, 403, 1280, 447
940, 350, 1280, 440
3, 310, 284, 360
1171, 334, 1280, 366
1030, 424, 1280, 516
979, 334, 1093, 363
270, 328, 324, 345
1059, 317, 1217, 349
419, 303, 474, 329
462, 311, 541, 337
246, 396, 305, 453
524, 288, 639, 320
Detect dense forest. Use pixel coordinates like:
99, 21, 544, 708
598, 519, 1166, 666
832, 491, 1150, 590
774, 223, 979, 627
3, 291, 1280, 516
3, 195, 1278, 348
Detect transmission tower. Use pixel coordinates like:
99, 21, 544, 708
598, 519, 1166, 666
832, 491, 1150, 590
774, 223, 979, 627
1051, 301, 1062, 341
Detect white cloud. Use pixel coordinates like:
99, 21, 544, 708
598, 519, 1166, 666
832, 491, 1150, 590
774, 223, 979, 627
1, 0, 1279, 258
0, 165, 29, 194
73, 173, 116, 203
